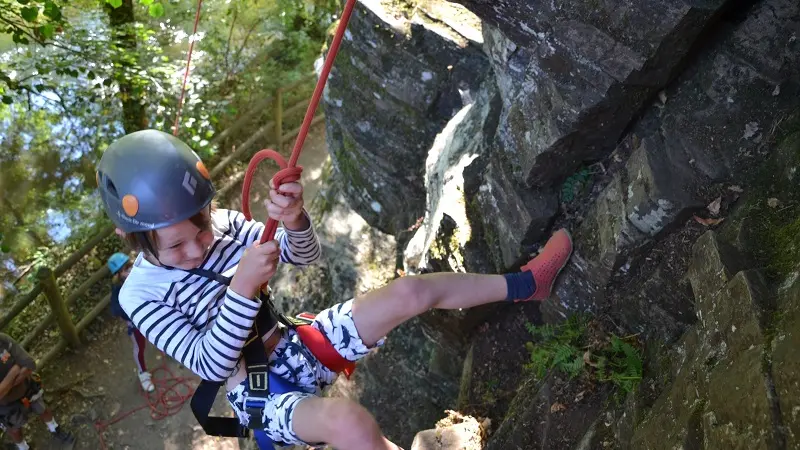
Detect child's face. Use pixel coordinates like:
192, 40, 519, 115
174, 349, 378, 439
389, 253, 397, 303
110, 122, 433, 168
120, 263, 132, 279
151, 209, 214, 270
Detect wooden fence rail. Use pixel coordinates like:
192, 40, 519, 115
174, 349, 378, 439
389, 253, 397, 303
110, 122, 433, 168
0, 74, 323, 366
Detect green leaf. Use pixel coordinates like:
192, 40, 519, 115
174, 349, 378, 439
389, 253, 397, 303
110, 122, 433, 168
39, 24, 55, 39
2, 96, 12, 105
43, 1, 62, 21
148, 3, 164, 17
107, 0, 123, 8
0, 244, 10, 253
140, 0, 154, 5
12, 30, 30, 44
102, 78, 113, 86
21, 6, 39, 22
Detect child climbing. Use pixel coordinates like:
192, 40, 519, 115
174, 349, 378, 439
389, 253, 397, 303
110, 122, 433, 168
0, 334, 75, 450
96, 129, 573, 449
107, 252, 155, 393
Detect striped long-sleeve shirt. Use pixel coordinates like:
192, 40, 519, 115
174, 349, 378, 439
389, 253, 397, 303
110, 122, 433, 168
119, 208, 321, 382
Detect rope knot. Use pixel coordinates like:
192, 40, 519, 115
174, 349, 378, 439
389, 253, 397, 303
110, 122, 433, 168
272, 166, 303, 189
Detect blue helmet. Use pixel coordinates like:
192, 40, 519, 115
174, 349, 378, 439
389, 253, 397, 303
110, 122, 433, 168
96, 129, 216, 233
107, 253, 130, 275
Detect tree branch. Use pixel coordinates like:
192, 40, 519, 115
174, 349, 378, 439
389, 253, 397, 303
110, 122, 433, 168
0, 15, 85, 55
229, 19, 262, 79
223, 9, 238, 78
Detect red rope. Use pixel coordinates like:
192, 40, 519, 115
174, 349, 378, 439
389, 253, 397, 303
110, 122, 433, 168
93, 355, 197, 450
172, 0, 204, 136
241, 0, 358, 255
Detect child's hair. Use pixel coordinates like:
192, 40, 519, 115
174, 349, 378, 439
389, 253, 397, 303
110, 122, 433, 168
124, 201, 217, 258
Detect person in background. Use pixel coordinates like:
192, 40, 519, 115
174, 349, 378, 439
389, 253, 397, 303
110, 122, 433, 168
0, 333, 74, 449
107, 252, 155, 393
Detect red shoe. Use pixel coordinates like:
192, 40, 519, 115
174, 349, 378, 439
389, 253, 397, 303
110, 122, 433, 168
518, 229, 573, 302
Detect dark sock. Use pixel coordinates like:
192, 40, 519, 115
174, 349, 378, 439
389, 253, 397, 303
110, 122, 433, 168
504, 271, 537, 302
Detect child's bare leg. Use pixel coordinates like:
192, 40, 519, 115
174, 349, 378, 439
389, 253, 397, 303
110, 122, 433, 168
292, 397, 401, 450
352, 229, 573, 346
352, 273, 507, 346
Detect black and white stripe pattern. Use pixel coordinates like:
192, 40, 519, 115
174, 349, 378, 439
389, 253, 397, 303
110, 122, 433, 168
119, 209, 321, 382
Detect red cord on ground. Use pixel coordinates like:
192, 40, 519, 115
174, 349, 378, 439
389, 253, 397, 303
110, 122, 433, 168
93, 355, 197, 450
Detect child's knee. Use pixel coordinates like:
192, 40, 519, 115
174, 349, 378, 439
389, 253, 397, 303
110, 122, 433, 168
390, 276, 434, 311
294, 397, 381, 447
326, 399, 381, 444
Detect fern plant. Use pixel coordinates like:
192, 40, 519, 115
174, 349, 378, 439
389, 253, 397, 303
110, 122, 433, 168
524, 316, 643, 394
560, 167, 593, 203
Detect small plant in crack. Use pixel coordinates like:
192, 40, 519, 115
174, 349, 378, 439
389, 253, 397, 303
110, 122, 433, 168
560, 166, 594, 203
524, 316, 643, 394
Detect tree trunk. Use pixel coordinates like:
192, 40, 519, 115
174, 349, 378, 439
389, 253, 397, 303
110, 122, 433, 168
106, 0, 148, 133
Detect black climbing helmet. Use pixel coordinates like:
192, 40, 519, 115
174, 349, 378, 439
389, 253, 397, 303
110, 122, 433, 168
96, 129, 216, 233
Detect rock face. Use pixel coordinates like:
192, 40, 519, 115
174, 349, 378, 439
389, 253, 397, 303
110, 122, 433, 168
403, 79, 500, 275
310, 0, 800, 447
323, 0, 490, 235
630, 233, 779, 449
452, 0, 731, 187
773, 273, 800, 448
542, 0, 800, 320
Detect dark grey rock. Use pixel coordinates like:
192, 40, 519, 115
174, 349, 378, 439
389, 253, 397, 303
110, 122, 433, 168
474, 159, 559, 270
452, 0, 730, 187
542, 174, 646, 321
687, 231, 742, 307
323, 0, 490, 234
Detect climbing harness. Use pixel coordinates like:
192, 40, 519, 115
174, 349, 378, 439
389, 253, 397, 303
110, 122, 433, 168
187, 269, 354, 446
170, 0, 360, 446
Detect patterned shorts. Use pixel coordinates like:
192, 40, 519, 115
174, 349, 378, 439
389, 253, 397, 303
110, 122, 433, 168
226, 299, 383, 446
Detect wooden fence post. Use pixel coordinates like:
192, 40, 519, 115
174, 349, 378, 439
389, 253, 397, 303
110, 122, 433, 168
274, 87, 283, 152
36, 267, 81, 348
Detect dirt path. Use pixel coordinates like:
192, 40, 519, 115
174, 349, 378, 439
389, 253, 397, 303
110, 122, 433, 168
28, 318, 238, 450
22, 123, 330, 450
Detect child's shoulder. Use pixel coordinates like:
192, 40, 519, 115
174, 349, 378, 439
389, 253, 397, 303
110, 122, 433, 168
119, 255, 183, 300
210, 208, 248, 232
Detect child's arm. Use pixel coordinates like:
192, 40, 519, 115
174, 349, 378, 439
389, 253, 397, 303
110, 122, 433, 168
275, 211, 321, 266
226, 209, 321, 266
121, 242, 281, 382
267, 179, 322, 266
0, 365, 22, 399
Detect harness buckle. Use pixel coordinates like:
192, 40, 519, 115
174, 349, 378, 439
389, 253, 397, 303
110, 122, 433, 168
244, 397, 268, 430
248, 365, 269, 392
